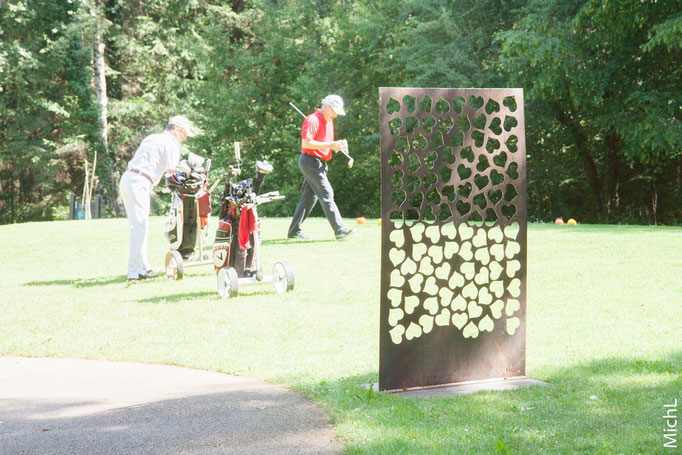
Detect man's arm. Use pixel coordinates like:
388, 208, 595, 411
302, 138, 345, 151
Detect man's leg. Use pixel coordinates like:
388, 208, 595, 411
297, 154, 346, 234
119, 172, 152, 278
288, 156, 319, 238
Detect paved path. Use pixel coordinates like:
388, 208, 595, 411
0, 357, 340, 455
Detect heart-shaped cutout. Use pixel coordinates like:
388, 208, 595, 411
478, 314, 494, 332
438, 287, 454, 306
389, 248, 406, 266
408, 274, 424, 293
444, 242, 459, 259
504, 223, 519, 240
442, 223, 457, 240
400, 258, 417, 276
460, 262, 476, 280
467, 300, 483, 318
435, 308, 451, 326
388, 308, 404, 326
490, 280, 504, 298
412, 243, 427, 262
424, 297, 439, 315
459, 241, 473, 261
404, 295, 420, 314
489, 261, 503, 280
474, 266, 489, 285
387, 288, 402, 307
491, 300, 504, 319
389, 324, 405, 344
508, 278, 521, 297
435, 262, 451, 280
462, 282, 478, 300
463, 321, 479, 338
505, 241, 521, 259
451, 295, 467, 312
506, 259, 521, 277
506, 317, 520, 335
390, 229, 405, 248
419, 257, 434, 276
452, 312, 468, 329
475, 247, 490, 265
488, 225, 503, 243
478, 287, 493, 305
490, 244, 504, 261
506, 299, 520, 316
410, 223, 425, 242
423, 277, 438, 296
405, 322, 423, 340
390, 269, 405, 288
428, 245, 444, 264
419, 314, 434, 334
472, 229, 487, 248
458, 223, 474, 240
425, 225, 440, 243
449, 271, 465, 289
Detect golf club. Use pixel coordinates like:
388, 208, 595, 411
289, 102, 354, 168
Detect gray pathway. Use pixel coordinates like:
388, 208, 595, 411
0, 357, 340, 455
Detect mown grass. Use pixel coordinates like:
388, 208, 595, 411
1, 217, 680, 454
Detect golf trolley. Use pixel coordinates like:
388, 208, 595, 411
213, 143, 294, 298
164, 153, 213, 279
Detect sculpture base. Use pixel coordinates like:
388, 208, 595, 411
367, 376, 547, 398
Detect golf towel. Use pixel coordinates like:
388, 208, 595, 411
239, 207, 256, 249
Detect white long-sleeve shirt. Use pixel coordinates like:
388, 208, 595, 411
127, 131, 181, 186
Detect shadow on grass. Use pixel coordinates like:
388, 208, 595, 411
135, 286, 281, 304
307, 352, 681, 454
135, 291, 217, 304
262, 238, 337, 246
24, 276, 129, 288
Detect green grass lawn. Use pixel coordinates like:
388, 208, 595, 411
1, 217, 680, 454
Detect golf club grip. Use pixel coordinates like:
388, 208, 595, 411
253, 172, 266, 195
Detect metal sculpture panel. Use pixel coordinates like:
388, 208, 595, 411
379, 88, 527, 391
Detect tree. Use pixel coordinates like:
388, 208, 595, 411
497, 0, 682, 223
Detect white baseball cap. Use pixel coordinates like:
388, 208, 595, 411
322, 95, 346, 116
168, 115, 197, 137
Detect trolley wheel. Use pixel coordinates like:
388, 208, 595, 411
165, 250, 184, 280
217, 267, 239, 298
255, 266, 265, 282
272, 261, 294, 294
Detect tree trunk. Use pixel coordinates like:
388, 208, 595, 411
87, 23, 107, 220
555, 107, 604, 220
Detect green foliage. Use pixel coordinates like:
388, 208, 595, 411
0, 0, 100, 224
1, 0, 680, 224
497, 0, 682, 223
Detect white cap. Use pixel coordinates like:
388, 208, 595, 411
168, 115, 197, 137
322, 95, 346, 116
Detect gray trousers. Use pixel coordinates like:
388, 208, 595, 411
288, 153, 345, 236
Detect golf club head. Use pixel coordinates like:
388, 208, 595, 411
256, 160, 273, 175
188, 152, 205, 168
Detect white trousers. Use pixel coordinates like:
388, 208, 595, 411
119, 171, 153, 278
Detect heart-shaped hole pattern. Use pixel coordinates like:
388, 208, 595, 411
383, 91, 525, 344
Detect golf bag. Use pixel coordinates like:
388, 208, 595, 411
165, 154, 211, 260
212, 161, 281, 277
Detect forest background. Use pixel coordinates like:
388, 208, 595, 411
1, 0, 680, 225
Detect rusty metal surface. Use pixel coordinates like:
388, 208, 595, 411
379, 88, 527, 391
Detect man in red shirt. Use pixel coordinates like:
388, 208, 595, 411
287, 95, 353, 240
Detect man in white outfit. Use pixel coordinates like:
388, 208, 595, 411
119, 115, 196, 281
